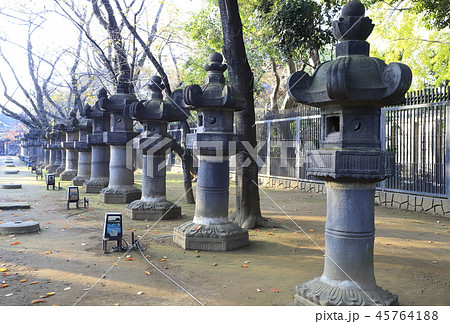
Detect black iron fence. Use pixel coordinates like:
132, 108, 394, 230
168, 86, 450, 198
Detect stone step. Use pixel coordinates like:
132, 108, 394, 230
0, 202, 30, 209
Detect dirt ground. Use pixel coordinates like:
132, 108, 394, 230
0, 155, 449, 307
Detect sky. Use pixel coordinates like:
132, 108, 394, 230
0, 0, 205, 114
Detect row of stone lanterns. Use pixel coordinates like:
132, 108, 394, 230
17, 0, 411, 306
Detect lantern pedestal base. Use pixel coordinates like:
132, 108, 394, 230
294, 277, 398, 306
60, 170, 77, 181
100, 186, 141, 204
83, 179, 109, 193
72, 176, 90, 186
173, 221, 249, 251
125, 200, 181, 220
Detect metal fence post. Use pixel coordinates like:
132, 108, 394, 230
446, 104, 450, 198
379, 108, 387, 190
267, 121, 271, 176
295, 118, 301, 179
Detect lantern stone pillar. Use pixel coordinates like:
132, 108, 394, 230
99, 75, 141, 204
173, 52, 249, 251
72, 120, 92, 186
55, 124, 67, 176
43, 128, 51, 169
46, 127, 60, 173
287, 0, 412, 306
60, 111, 80, 181
20, 137, 28, 158
125, 76, 187, 220
83, 88, 111, 193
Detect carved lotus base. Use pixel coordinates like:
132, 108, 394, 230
55, 167, 65, 176
72, 176, 90, 186
125, 200, 181, 220
83, 179, 109, 193
100, 186, 142, 204
60, 170, 77, 181
46, 165, 59, 173
173, 221, 249, 251
294, 277, 399, 306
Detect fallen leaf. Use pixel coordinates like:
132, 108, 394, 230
267, 232, 273, 235
273, 288, 279, 293
242, 264, 248, 268
0, 268, 8, 272
64, 287, 71, 291
254, 229, 260, 232
46, 292, 55, 296
145, 255, 151, 258
45, 251, 52, 254
30, 281, 40, 285
2, 273, 9, 276
5, 293, 13, 297
309, 229, 315, 232
10, 242, 20, 246
164, 266, 168, 269
131, 229, 136, 231
144, 271, 150, 275
292, 249, 297, 252
137, 291, 144, 295
1, 284, 8, 288
20, 279, 27, 283
159, 259, 167, 262
432, 260, 439, 264
256, 288, 262, 292
212, 263, 217, 266
31, 299, 45, 304
125, 257, 134, 261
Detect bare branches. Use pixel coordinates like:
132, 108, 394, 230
112, 0, 172, 95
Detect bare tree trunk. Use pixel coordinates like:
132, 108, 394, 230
280, 56, 296, 110
269, 57, 280, 111
218, 0, 264, 229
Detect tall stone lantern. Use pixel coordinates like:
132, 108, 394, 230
125, 76, 187, 220
83, 88, 111, 193
43, 128, 51, 169
287, 0, 412, 306
99, 75, 141, 204
60, 110, 80, 181
173, 52, 249, 251
72, 118, 93, 186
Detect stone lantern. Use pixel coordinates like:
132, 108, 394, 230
83, 88, 111, 193
72, 118, 93, 186
60, 110, 80, 181
125, 75, 187, 220
173, 52, 249, 251
287, 0, 412, 306
99, 75, 141, 204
